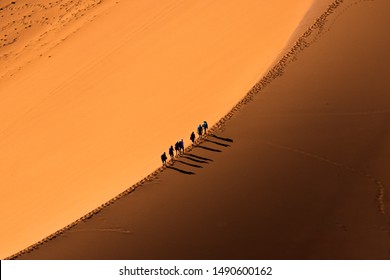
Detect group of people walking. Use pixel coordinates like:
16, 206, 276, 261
161, 120, 208, 166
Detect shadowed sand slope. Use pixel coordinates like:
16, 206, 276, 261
0, 0, 313, 258
14, 0, 390, 259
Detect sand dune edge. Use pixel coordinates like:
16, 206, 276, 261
5, 0, 346, 260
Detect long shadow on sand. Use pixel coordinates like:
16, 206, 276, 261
205, 139, 230, 147
210, 134, 234, 143
186, 153, 213, 162
167, 166, 195, 175
166, 134, 233, 175
177, 160, 203, 168
182, 155, 209, 164
197, 145, 222, 153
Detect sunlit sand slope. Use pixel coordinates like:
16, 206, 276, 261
13, 0, 390, 259
0, 0, 312, 258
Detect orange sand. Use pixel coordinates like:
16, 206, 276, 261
10, 0, 390, 259
0, 0, 313, 258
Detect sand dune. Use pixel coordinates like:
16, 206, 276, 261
0, 0, 314, 258
7, 0, 389, 259
0, 0, 115, 80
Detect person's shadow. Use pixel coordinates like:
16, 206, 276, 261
166, 134, 234, 175
210, 134, 233, 143
167, 165, 195, 175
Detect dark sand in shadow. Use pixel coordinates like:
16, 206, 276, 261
12, 0, 390, 260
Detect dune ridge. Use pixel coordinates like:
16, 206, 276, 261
1, 0, 314, 259
16, 0, 388, 259
3, 0, 354, 260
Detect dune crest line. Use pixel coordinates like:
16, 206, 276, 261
6, 0, 347, 260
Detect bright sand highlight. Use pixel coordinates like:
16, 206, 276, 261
0, 0, 313, 258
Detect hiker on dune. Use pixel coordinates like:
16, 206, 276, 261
161, 152, 167, 166
197, 124, 203, 139
202, 120, 208, 134
179, 139, 184, 154
175, 141, 180, 155
190, 132, 196, 146
169, 145, 174, 161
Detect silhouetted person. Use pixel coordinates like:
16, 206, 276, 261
175, 141, 180, 155
161, 152, 167, 166
190, 132, 196, 145
202, 120, 208, 134
169, 145, 174, 160
197, 124, 203, 139
179, 139, 184, 154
